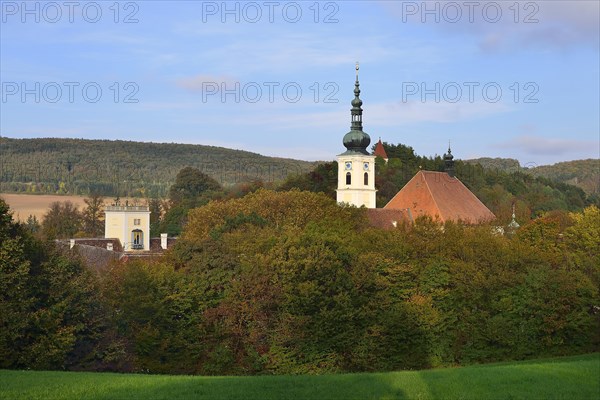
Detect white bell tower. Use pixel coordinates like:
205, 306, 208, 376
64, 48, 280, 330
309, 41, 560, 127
336, 63, 377, 208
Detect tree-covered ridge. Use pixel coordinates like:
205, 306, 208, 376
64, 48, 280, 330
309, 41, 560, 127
2, 137, 596, 213
0, 137, 314, 197
464, 157, 521, 172
530, 159, 599, 196
466, 157, 599, 197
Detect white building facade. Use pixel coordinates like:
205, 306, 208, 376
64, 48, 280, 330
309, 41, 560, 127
104, 205, 151, 251
336, 154, 376, 208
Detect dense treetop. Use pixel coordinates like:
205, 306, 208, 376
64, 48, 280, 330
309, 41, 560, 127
1, 192, 598, 374
0, 198, 104, 370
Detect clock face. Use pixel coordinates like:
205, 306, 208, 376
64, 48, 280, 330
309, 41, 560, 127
363, 162, 369, 170
345, 162, 352, 170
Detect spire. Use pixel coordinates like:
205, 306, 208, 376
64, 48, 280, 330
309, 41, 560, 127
351, 62, 363, 131
342, 62, 371, 155
444, 141, 455, 177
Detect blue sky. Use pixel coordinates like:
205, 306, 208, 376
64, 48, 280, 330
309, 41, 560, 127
1, 0, 599, 166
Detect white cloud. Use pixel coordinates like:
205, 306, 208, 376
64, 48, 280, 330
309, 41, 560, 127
378, 1, 600, 52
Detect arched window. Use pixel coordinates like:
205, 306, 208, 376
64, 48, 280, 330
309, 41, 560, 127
132, 229, 143, 250
364, 172, 369, 185
346, 172, 351, 185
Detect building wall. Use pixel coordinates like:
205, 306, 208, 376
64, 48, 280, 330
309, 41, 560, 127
336, 154, 377, 208
105, 207, 150, 251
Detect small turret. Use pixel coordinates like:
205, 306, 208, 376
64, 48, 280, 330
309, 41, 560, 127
507, 203, 520, 236
374, 138, 388, 162
444, 142, 455, 177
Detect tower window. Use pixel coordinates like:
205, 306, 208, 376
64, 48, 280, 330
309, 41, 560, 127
346, 172, 351, 185
364, 172, 369, 185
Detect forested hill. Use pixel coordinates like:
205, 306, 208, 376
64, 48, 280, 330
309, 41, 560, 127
466, 157, 599, 196
529, 159, 599, 196
0, 137, 315, 197
464, 157, 521, 172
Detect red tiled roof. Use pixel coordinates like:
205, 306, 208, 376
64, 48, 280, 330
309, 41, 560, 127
366, 208, 413, 229
373, 139, 388, 160
384, 170, 495, 224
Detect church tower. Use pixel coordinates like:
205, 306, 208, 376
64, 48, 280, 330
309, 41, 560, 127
336, 63, 376, 208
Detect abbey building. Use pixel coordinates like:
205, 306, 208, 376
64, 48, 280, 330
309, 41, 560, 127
337, 64, 495, 225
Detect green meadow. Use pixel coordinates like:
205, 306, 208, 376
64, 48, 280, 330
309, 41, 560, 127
1, 353, 598, 400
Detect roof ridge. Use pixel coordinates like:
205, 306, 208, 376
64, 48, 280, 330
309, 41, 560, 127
421, 171, 442, 221
383, 170, 420, 208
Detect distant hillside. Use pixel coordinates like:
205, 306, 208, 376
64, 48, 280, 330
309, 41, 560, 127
467, 157, 599, 196
0, 137, 314, 197
529, 159, 599, 196
465, 157, 521, 173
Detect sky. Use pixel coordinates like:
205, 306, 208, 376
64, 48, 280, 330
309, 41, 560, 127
1, 0, 599, 166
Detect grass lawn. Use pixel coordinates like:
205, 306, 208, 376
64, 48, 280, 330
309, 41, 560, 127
1, 353, 598, 400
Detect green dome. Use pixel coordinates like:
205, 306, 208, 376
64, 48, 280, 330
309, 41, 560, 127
351, 96, 362, 107
444, 149, 454, 161
343, 129, 371, 155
